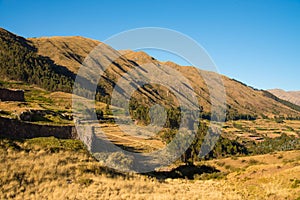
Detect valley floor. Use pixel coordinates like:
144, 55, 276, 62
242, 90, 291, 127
1, 137, 300, 200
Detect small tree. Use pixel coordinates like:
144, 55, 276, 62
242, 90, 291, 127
161, 122, 208, 165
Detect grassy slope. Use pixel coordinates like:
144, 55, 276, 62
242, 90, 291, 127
1, 137, 300, 200
29, 36, 101, 73
0, 28, 74, 93
122, 50, 300, 118
0, 80, 107, 124
29, 35, 300, 118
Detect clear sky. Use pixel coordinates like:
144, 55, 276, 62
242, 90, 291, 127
0, 0, 299, 91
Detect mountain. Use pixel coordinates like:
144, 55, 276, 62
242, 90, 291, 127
1, 27, 300, 119
119, 50, 300, 119
0, 28, 74, 92
29, 36, 101, 73
268, 89, 300, 107
32, 37, 299, 118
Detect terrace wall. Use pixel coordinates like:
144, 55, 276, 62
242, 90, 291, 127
0, 88, 25, 102
0, 116, 77, 139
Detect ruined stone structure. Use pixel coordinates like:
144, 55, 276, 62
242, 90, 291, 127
0, 116, 77, 139
76, 125, 96, 151
0, 88, 25, 102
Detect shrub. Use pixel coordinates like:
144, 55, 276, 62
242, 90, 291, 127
216, 161, 225, 167
78, 178, 93, 186
274, 117, 284, 123
233, 122, 243, 130
231, 156, 238, 160
248, 159, 259, 165
249, 133, 300, 155
194, 172, 227, 180
277, 154, 283, 159
291, 179, 300, 188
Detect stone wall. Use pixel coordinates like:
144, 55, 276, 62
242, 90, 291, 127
76, 125, 116, 153
0, 116, 77, 139
0, 88, 25, 102
76, 125, 95, 151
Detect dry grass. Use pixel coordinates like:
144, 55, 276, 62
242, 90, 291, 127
29, 36, 100, 73
1, 137, 300, 200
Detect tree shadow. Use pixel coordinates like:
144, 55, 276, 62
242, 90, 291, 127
144, 164, 219, 180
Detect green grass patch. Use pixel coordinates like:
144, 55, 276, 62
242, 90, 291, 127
247, 159, 262, 166
256, 127, 268, 131
194, 172, 228, 180
285, 126, 294, 131
25, 89, 52, 103
291, 179, 300, 188
77, 178, 94, 186
233, 122, 244, 130
25, 137, 86, 152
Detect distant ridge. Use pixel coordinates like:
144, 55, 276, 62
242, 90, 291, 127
268, 89, 300, 107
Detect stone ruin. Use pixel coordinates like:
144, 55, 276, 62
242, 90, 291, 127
0, 88, 25, 102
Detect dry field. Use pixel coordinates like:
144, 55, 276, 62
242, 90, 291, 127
94, 123, 164, 153
1, 137, 300, 200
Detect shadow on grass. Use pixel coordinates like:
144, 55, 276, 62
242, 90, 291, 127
144, 164, 220, 180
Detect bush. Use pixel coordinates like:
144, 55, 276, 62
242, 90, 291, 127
275, 117, 284, 123
160, 124, 248, 162
248, 159, 260, 165
249, 133, 300, 155
291, 179, 300, 188
194, 172, 227, 180
216, 161, 225, 167
78, 178, 94, 186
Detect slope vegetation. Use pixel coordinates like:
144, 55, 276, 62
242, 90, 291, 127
0, 28, 74, 92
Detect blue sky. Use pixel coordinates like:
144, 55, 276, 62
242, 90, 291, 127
0, 0, 299, 91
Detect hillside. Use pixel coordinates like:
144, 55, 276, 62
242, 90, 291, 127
0, 28, 74, 92
29, 36, 101, 73
121, 50, 300, 119
1, 27, 300, 119
269, 89, 300, 107
29, 35, 300, 118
